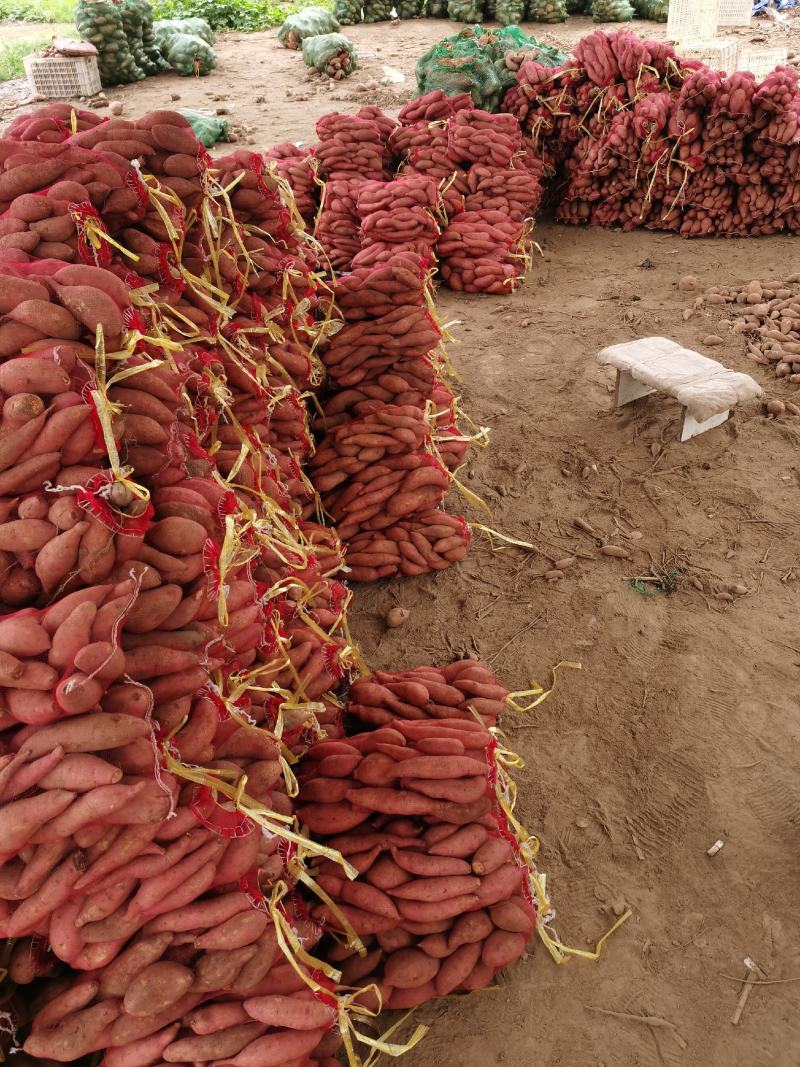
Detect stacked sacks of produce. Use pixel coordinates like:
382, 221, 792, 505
0, 107, 357, 1064
437, 110, 537, 294
504, 30, 800, 238
354, 174, 442, 268
393, 91, 474, 219
296, 711, 539, 1008
313, 113, 387, 272
153, 16, 217, 77
310, 251, 473, 582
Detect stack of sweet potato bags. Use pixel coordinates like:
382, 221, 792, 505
0, 104, 544, 1066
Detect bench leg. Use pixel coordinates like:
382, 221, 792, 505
615, 369, 656, 408
680, 408, 730, 442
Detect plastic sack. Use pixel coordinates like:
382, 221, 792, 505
525, 0, 568, 20
363, 0, 394, 21
495, 0, 526, 23
75, 0, 144, 85
179, 108, 230, 147
302, 32, 357, 78
448, 0, 485, 21
417, 29, 503, 108
153, 17, 215, 48
333, 0, 362, 23
166, 31, 217, 76
278, 7, 341, 48
632, 0, 667, 18
590, 0, 634, 19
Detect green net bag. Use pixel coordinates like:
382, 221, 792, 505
75, 0, 144, 85
590, 0, 634, 20
362, 0, 393, 21
416, 30, 503, 108
136, 0, 168, 73
179, 109, 230, 147
495, 0, 525, 24
119, 0, 166, 76
302, 32, 357, 77
166, 32, 217, 75
633, 0, 667, 18
486, 24, 566, 89
525, 0, 568, 19
397, 0, 425, 19
153, 17, 215, 49
333, 0, 362, 23
278, 7, 341, 48
427, 0, 449, 14
448, 0, 485, 22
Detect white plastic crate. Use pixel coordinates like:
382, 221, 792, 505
667, 0, 721, 43
23, 54, 101, 99
678, 37, 738, 73
717, 0, 752, 28
737, 46, 789, 81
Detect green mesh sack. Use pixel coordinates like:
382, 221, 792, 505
333, 0, 362, 23
495, 0, 525, 24
179, 109, 229, 147
153, 17, 215, 49
633, 0, 667, 18
487, 25, 566, 89
397, 0, 425, 19
363, 0, 393, 21
119, 0, 166, 76
525, 0, 567, 19
76, 0, 144, 85
137, 0, 169, 73
278, 7, 341, 48
166, 32, 216, 75
302, 32, 357, 76
417, 30, 503, 108
427, 0, 449, 14
590, 0, 634, 19
448, 0, 485, 22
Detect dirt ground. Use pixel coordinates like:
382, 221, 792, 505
3, 11, 800, 1066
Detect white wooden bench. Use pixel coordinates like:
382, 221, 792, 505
597, 336, 762, 442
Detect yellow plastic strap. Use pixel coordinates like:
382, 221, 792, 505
506, 661, 582, 713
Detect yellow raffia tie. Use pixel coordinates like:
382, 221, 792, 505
487, 731, 631, 964
506, 660, 582, 713
72, 211, 140, 262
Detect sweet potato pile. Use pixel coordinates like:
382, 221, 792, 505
297, 701, 537, 1008
0, 100, 557, 1067
504, 29, 800, 237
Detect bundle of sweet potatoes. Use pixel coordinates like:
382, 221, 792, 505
507, 29, 800, 238
298, 715, 536, 1008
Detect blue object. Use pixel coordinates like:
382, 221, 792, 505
754, 0, 800, 12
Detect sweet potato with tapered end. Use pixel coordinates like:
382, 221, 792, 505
489, 898, 535, 934
0, 613, 50, 657
8, 299, 80, 340
32, 782, 146, 843
164, 1023, 267, 1064
48, 600, 97, 669
219, 1026, 328, 1067
390, 848, 470, 878
429, 823, 487, 858
384, 947, 440, 989
243, 993, 336, 1030
13, 839, 70, 899
147, 516, 208, 556
52, 264, 130, 307
6, 851, 86, 937
482, 928, 527, 971
297, 801, 370, 834
122, 961, 194, 1017
0, 789, 75, 853
98, 933, 173, 998
35, 521, 88, 593
53, 284, 124, 337
123, 585, 183, 634
0, 275, 50, 313
15, 713, 149, 758
0, 412, 47, 472
0, 746, 63, 800
73, 640, 125, 681
109, 993, 203, 1048
229, 927, 280, 994
188, 1002, 250, 1036
389, 874, 480, 902
472, 837, 514, 876
193, 906, 269, 951
103, 1023, 180, 1067
475, 862, 523, 907
78, 516, 115, 584
25, 999, 122, 1060
447, 909, 493, 951
191, 944, 259, 993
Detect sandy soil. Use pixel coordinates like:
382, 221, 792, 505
3, 11, 800, 1066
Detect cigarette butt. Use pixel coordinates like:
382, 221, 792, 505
707, 839, 724, 857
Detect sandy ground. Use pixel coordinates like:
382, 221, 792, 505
2, 11, 800, 1066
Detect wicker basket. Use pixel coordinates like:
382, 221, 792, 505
667, 0, 721, 42
23, 54, 101, 99
678, 37, 738, 74
717, 0, 752, 28
737, 46, 789, 81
